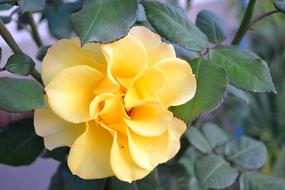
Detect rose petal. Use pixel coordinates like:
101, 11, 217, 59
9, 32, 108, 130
67, 121, 113, 179
102, 35, 147, 88
46, 65, 104, 123
130, 26, 176, 65
156, 58, 196, 107
34, 106, 85, 150
124, 67, 165, 108
42, 38, 102, 85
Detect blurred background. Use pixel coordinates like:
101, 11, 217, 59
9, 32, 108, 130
1, 0, 285, 189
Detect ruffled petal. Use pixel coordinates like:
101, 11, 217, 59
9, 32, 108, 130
124, 67, 166, 108
127, 128, 169, 170
125, 103, 172, 137
101, 35, 148, 88
42, 38, 102, 85
34, 107, 85, 150
67, 121, 114, 179
46, 65, 104, 123
130, 26, 176, 65
167, 118, 187, 159
156, 58, 196, 107
109, 131, 150, 182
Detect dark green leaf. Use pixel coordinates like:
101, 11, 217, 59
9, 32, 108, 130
19, 0, 46, 13
106, 170, 159, 190
43, 2, 82, 39
36, 45, 51, 61
171, 59, 227, 123
48, 164, 65, 190
4, 52, 35, 76
0, 77, 46, 112
195, 154, 238, 189
143, 1, 208, 51
274, 1, 285, 13
179, 147, 201, 177
241, 172, 285, 190
209, 45, 276, 93
71, 0, 138, 44
225, 136, 267, 169
201, 123, 229, 148
196, 10, 226, 44
0, 3, 12, 10
272, 146, 285, 178
1, 16, 11, 24
158, 163, 190, 190
185, 127, 211, 153
0, 119, 44, 166
42, 147, 69, 162
62, 164, 106, 190
188, 177, 203, 190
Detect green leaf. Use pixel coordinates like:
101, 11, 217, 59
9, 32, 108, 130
19, 0, 46, 13
274, 1, 285, 13
227, 85, 250, 104
272, 146, 285, 178
188, 177, 203, 190
42, 147, 69, 162
1, 16, 11, 24
62, 164, 106, 190
36, 45, 51, 61
186, 127, 211, 153
106, 170, 159, 190
196, 10, 226, 44
143, 1, 208, 51
195, 154, 238, 189
201, 123, 229, 148
0, 77, 46, 112
170, 59, 227, 123
71, 0, 138, 44
43, 2, 82, 39
225, 136, 267, 169
0, 119, 44, 166
209, 45, 276, 93
4, 52, 35, 76
48, 164, 65, 190
241, 172, 285, 190
158, 164, 190, 190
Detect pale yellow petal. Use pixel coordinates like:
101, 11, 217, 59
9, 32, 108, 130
127, 128, 170, 170
156, 58, 196, 107
102, 35, 147, 88
42, 38, 102, 85
109, 132, 150, 182
46, 65, 104, 123
34, 106, 85, 150
67, 121, 113, 179
124, 67, 165, 108
130, 26, 176, 65
93, 76, 120, 95
167, 118, 187, 159
125, 104, 172, 137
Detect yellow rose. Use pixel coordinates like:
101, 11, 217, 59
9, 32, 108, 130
34, 26, 196, 182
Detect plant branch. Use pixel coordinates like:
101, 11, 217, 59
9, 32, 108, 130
231, 0, 257, 45
26, 13, 43, 48
246, 9, 280, 31
0, 19, 21, 53
0, 19, 43, 85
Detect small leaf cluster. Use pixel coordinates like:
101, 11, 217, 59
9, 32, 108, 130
180, 123, 285, 190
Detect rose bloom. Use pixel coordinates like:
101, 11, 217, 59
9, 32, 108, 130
34, 26, 196, 182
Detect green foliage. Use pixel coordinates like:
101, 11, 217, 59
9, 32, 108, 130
209, 45, 276, 93
225, 136, 267, 169
195, 154, 238, 189
0, 78, 46, 112
171, 59, 227, 123
71, 0, 138, 44
36, 45, 50, 61
186, 127, 211, 153
4, 52, 35, 76
0, 119, 44, 166
196, 10, 227, 44
143, 1, 208, 51
201, 123, 229, 148
274, 1, 285, 13
19, 0, 46, 13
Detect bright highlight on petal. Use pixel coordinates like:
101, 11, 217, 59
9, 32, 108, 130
34, 26, 196, 182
